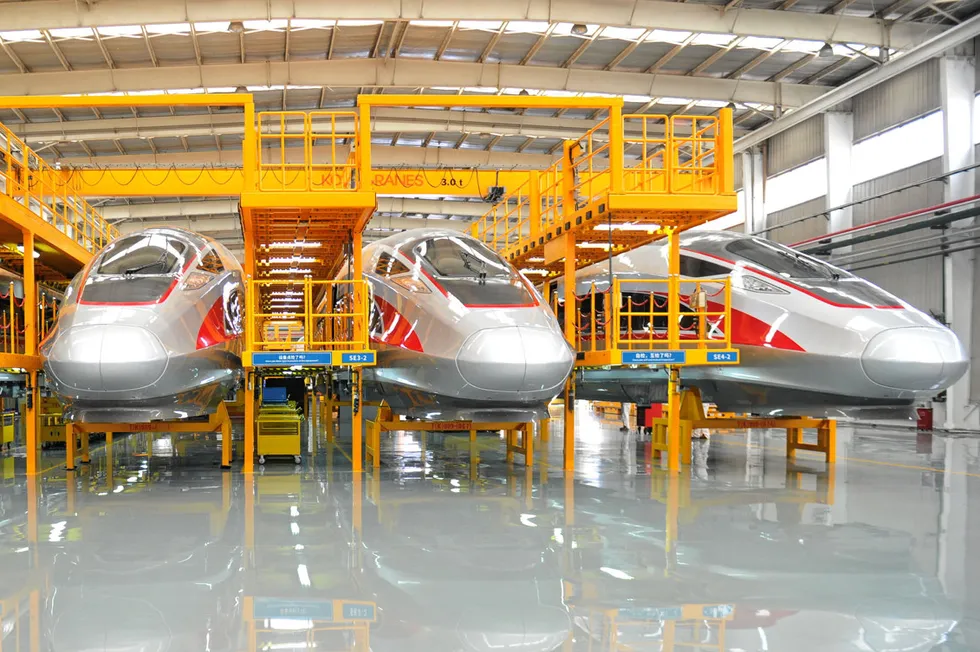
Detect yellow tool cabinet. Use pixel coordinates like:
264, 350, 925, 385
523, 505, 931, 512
256, 402, 303, 465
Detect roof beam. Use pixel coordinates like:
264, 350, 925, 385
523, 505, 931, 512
479, 23, 507, 63
0, 0, 939, 49
52, 144, 556, 169
41, 30, 72, 70
0, 36, 28, 73
104, 199, 490, 221
141, 26, 159, 66
435, 21, 458, 61
735, 12, 980, 152
15, 106, 751, 147
0, 58, 829, 107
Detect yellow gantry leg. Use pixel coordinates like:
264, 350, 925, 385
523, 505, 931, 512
244, 372, 256, 473
667, 366, 681, 474
219, 403, 232, 469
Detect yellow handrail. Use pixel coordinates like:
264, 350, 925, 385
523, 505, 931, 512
256, 111, 360, 192
246, 278, 371, 353
0, 122, 118, 253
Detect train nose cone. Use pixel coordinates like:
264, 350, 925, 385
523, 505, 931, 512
456, 326, 573, 393
46, 324, 167, 392
862, 326, 968, 391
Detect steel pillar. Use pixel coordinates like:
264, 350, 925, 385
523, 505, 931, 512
824, 111, 854, 254
939, 55, 977, 429
740, 148, 764, 234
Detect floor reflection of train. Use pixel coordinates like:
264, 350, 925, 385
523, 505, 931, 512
345, 479, 572, 652
561, 479, 958, 652
44, 471, 244, 651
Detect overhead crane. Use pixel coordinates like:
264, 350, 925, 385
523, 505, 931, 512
2, 91, 739, 475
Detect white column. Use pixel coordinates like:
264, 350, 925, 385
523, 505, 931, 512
940, 55, 977, 430
824, 112, 854, 251
741, 149, 765, 234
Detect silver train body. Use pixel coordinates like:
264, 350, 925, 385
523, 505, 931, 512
41, 227, 245, 422
570, 230, 968, 418
342, 228, 575, 420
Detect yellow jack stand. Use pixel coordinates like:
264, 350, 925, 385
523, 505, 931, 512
65, 402, 234, 471
366, 404, 535, 469
650, 388, 837, 466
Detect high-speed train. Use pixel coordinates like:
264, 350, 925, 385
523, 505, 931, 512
336, 229, 575, 420
568, 230, 968, 418
41, 227, 245, 423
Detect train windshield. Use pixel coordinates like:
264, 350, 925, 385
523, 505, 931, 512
726, 238, 843, 280
413, 236, 535, 306
82, 234, 191, 304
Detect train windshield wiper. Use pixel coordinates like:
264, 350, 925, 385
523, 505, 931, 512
123, 250, 171, 276
459, 251, 488, 284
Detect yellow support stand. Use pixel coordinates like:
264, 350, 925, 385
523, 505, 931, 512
66, 402, 234, 471
650, 387, 838, 467
367, 411, 536, 469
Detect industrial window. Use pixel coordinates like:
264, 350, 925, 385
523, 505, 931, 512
374, 253, 410, 277
679, 254, 729, 277
198, 248, 225, 274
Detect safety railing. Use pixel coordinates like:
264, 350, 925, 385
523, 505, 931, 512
475, 177, 533, 253
246, 278, 370, 353
0, 123, 117, 254
612, 278, 731, 351
564, 117, 613, 214
554, 277, 731, 355
0, 281, 26, 356
256, 111, 360, 192
471, 112, 728, 258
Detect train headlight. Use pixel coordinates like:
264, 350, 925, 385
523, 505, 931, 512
391, 275, 430, 294
738, 275, 789, 294
181, 271, 212, 291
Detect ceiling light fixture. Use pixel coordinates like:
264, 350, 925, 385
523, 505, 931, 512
570, 23, 589, 35
229, 21, 245, 33
818, 42, 834, 58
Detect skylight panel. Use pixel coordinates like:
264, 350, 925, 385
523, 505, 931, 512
693, 33, 736, 47
243, 19, 290, 30
739, 36, 783, 50
336, 20, 383, 27
506, 21, 550, 33
602, 27, 647, 41
291, 19, 335, 28
458, 20, 503, 30
97, 25, 143, 37
783, 39, 823, 54
0, 30, 43, 42
646, 29, 691, 44
193, 22, 231, 32
411, 20, 455, 27
49, 27, 95, 38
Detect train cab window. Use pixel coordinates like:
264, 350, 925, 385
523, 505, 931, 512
374, 253, 410, 277
412, 235, 534, 306
679, 254, 729, 278
198, 248, 225, 274
725, 238, 840, 280
82, 233, 190, 304
96, 234, 188, 276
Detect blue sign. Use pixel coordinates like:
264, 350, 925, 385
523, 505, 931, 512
702, 604, 735, 618
341, 602, 376, 621
618, 606, 683, 621
707, 351, 739, 363
252, 351, 333, 366
340, 351, 376, 365
252, 598, 334, 621
621, 350, 686, 365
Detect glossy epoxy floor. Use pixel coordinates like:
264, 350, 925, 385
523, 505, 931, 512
0, 410, 978, 651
